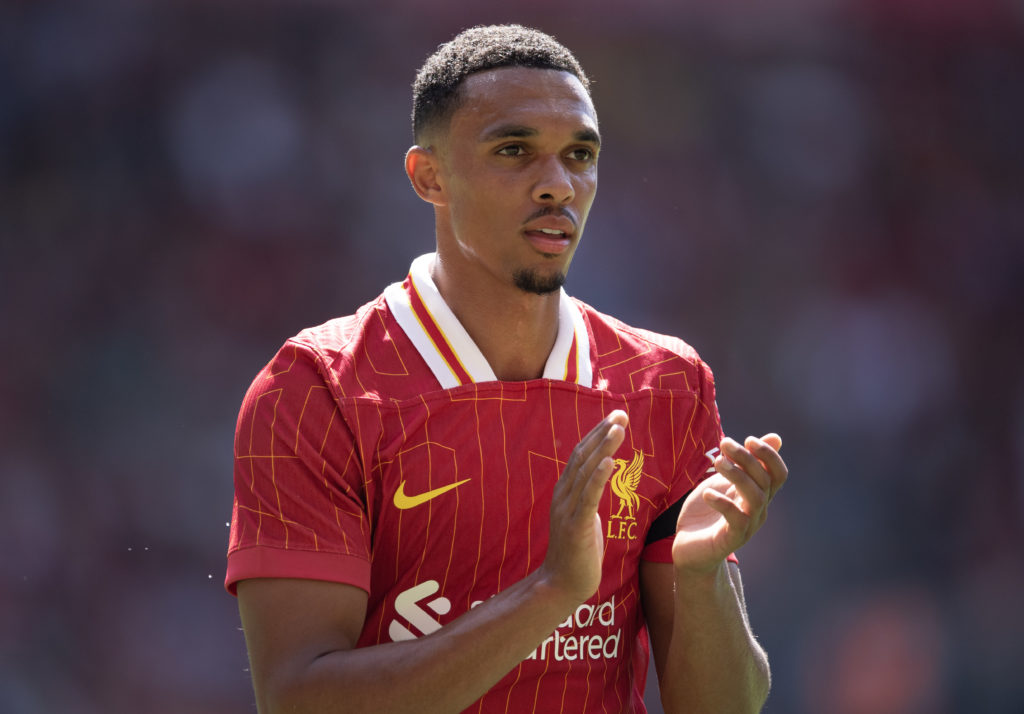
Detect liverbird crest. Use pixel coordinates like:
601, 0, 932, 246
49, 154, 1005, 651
610, 450, 644, 520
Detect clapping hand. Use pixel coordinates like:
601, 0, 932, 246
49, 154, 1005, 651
672, 434, 787, 574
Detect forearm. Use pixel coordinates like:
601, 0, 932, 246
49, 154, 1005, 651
259, 571, 577, 714
660, 562, 770, 714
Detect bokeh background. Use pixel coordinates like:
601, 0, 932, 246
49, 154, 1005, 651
3, 0, 1023, 712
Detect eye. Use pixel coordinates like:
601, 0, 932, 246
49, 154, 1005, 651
496, 144, 526, 157
568, 147, 596, 162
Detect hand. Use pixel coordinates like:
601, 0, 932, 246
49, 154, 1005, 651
539, 410, 628, 604
672, 434, 787, 575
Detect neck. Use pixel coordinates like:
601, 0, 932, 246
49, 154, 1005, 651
431, 256, 561, 381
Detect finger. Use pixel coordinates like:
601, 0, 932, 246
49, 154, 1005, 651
714, 452, 767, 516
746, 435, 788, 495
573, 409, 626, 504
560, 412, 618, 490
572, 411, 628, 468
720, 437, 772, 494
701, 487, 755, 539
576, 454, 616, 517
572, 422, 626, 515
561, 411, 628, 505
607, 409, 629, 427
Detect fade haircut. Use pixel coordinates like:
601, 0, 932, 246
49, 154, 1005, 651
412, 24, 590, 144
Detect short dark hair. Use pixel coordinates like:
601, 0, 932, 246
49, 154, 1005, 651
411, 24, 590, 143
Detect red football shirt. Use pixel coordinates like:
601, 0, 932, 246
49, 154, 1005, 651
227, 254, 725, 713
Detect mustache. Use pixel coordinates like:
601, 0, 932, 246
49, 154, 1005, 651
522, 206, 578, 231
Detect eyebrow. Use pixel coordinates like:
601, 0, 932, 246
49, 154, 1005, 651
480, 124, 601, 146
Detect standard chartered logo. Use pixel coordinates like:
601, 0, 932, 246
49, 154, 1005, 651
388, 580, 621, 662
525, 596, 621, 662
388, 580, 452, 641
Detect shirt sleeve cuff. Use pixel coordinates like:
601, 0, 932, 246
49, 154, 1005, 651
225, 546, 371, 595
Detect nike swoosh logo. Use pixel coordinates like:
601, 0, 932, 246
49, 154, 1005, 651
393, 478, 471, 510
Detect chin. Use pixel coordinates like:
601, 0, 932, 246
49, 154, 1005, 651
512, 267, 565, 295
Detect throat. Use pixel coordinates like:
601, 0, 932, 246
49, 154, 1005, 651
489, 348, 552, 381
479, 320, 558, 381
430, 254, 563, 381
461, 298, 561, 382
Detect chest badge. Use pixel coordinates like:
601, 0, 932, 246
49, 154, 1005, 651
607, 450, 644, 541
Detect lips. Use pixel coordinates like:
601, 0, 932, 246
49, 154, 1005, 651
522, 216, 576, 255
524, 228, 572, 255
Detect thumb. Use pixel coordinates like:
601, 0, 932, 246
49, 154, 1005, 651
760, 433, 782, 451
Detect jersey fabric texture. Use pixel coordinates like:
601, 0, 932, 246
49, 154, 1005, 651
227, 254, 725, 713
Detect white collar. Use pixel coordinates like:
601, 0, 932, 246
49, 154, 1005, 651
383, 254, 592, 389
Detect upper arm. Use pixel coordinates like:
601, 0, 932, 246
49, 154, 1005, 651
639, 560, 676, 685
237, 578, 369, 711
229, 343, 371, 588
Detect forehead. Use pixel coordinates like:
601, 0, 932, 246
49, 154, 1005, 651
449, 66, 598, 141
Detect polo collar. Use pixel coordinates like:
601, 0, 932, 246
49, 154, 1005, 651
383, 254, 592, 389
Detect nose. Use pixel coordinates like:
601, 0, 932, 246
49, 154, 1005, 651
532, 155, 575, 205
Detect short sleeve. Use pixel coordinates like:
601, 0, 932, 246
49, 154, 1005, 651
641, 359, 731, 563
225, 340, 371, 594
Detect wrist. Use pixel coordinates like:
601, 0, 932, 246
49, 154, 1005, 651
673, 559, 730, 599
528, 566, 589, 621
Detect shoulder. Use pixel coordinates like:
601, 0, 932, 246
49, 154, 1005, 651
578, 300, 703, 362
574, 299, 714, 393
239, 297, 384, 402
290, 294, 389, 363
280, 293, 435, 402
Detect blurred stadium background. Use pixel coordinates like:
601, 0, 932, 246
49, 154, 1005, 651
2, 0, 1023, 712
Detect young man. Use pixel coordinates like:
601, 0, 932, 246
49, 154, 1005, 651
227, 25, 787, 713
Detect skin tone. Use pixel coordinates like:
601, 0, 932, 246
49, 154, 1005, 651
406, 67, 599, 381
237, 65, 788, 714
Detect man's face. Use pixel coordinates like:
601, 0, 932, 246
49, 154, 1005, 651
431, 66, 600, 295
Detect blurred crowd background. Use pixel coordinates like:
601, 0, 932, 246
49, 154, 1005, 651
2, 0, 1023, 712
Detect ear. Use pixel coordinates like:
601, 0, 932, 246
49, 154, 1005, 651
405, 146, 447, 207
